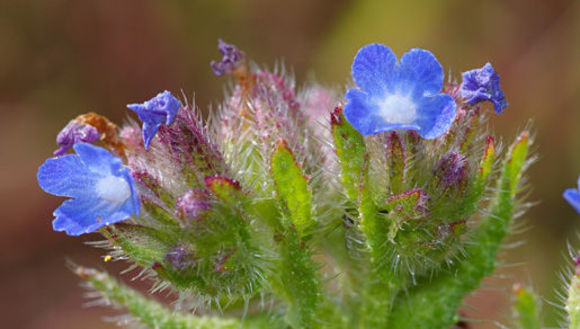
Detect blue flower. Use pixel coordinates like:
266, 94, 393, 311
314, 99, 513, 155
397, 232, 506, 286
37, 143, 140, 236
460, 62, 507, 113
126, 90, 181, 149
344, 44, 456, 139
564, 175, 580, 214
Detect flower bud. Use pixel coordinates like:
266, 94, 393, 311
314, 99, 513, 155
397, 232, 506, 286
175, 189, 211, 221
433, 152, 469, 191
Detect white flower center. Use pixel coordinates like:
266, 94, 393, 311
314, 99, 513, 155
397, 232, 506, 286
95, 175, 131, 204
378, 93, 418, 124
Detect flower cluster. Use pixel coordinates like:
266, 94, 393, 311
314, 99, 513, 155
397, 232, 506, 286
37, 40, 538, 329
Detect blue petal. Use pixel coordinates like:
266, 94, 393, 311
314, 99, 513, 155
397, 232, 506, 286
126, 103, 146, 118
74, 142, 123, 175
399, 48, 444, 98
157, 90, 180, 124
142, 121, 162, 149
127, 104, 166, 125
52, 197, 134, 236
344, 88, 375, 135
37, 154, 99, 198
414, 93, 456, 139
564, 188, 580, 214
352, 44, 398, 96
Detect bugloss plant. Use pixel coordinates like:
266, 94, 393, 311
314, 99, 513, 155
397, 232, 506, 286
36, 40, 578, 328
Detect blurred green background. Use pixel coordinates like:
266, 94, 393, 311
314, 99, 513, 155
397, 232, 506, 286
1, 0, 578, 328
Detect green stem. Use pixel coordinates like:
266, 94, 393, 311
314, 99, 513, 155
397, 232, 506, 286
76, 266, 241, 329
275, 228, 327, 329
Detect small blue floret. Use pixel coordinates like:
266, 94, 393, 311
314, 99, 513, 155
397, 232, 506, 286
564, 175, 580, 214
127, 90, 181, 148
344, 44, 456, 139
37, 143, 140, 236
460, 62, 507, 113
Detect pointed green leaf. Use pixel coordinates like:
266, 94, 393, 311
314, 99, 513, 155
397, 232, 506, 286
101, 224, 172, 265
205, 175, 243, 204
386, 189, 427, 221
513, 284, 541, 329
142, 198, 181, 227
505, 131, 529, 194
478, 136, 496, 182
331, 106, 367, 201
459, 109, 482, 154
385, 188, 427, 240
386, 131, 406, 195
271, 139, 314, 234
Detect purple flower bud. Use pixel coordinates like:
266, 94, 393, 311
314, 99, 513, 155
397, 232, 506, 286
165, 244, 198, 270
126, 90, 181, 149
433, 152, 469, 190
210, 39, 246, 76
460, 63, 507, 113
176, 189, 211, 221
54, 120, 101, 156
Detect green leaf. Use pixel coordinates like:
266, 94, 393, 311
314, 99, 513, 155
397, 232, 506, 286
385, 188, 427, 233
478, 136, 496, 182
505, 131, 529, 194
385, 131, 406, 195
331, 106, 367, 201
142, 198, 181, 227
271, 139, 315, 234
513, 284, 541, 329
101, 224, 172, 265
205, 175, 243, 205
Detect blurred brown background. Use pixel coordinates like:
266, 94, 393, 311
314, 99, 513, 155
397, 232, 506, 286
1, 0, 578, 328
